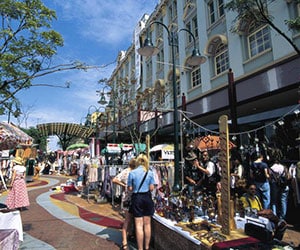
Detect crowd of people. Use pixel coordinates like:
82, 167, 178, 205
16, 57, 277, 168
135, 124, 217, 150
5, 145, 299, 248
183, 147, 300, 241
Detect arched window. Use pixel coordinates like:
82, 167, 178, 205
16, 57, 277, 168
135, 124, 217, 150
204, 34, 228, 76
215, 43, 229, 75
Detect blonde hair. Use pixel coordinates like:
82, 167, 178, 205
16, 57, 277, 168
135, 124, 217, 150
136, 154, 149, 171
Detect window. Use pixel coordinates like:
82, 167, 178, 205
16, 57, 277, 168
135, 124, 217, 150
146, 60, 152, 79
157, 48, 164, 72
168, 1, 177, 23
185, 16, 198, 44
191, 67, 202, 88
208, 1, 215, 25
156, 18, 164, 38
248, 24, 271, 58
193, 17, 198, 38
215, 43, 229, 75
208, 0, 224, 26
218, 0, 224, 17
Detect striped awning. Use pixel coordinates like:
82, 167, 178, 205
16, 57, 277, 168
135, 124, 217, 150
0, 122, 33, 150
37, 123, 94, 138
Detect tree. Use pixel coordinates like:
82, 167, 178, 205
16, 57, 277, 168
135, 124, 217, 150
0, 0, 90, 119
22, 126, 47, 151
226, 0, 300, 56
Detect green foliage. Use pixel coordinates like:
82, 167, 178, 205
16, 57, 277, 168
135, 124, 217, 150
285, 17, 300, 31
226, 0, 300, 55
0, 0, 89, 120
0, 0, 63, 117
22, 126, 47, 151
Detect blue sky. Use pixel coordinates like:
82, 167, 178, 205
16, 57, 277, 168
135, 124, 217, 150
2, 0, 158, 130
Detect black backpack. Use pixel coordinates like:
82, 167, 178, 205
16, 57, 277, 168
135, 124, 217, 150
269, 167, 288, 188
251, 162, 266, 182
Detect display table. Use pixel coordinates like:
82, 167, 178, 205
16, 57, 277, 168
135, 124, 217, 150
152, 214, 203, 250
0, 229, 19, 250
151, 214, 262, 250
0, 210, 23, 241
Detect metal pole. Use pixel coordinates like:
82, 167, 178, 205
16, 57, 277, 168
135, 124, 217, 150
113, 89, 116, 143
228, 68, 239, 145
171, 31, 180, 192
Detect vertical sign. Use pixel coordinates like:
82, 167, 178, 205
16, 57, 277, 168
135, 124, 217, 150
219, 115, 231, 235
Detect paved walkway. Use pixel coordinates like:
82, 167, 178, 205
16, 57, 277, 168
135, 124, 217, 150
1, 176, 300, 249
1, 176, 123, 250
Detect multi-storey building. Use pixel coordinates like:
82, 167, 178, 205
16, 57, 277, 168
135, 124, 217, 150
107, 0, 300, 161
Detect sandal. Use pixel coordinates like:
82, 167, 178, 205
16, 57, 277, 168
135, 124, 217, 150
120, 243, 128, 250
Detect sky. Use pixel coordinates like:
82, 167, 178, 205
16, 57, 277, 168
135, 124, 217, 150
1, 0, 159, 149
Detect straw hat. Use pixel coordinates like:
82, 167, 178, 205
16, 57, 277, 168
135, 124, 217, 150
12, 156, 24, 165
185, 151, 198, 161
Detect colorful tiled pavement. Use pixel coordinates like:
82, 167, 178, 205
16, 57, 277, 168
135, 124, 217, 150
1, 176, 123, 249
1, 176, 300, 249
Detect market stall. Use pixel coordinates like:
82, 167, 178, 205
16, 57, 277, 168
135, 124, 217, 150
0, 122, 34, 188
150, 116, 285, 249
0, 122, 33, 150
150, 144, 174, 160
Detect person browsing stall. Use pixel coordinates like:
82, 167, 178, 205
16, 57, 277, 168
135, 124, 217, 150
199, 150, 219, 195
127, 154, 155, 250
5, 156, 30, 210
112, 158, 137, 250
184, 151, 203, 197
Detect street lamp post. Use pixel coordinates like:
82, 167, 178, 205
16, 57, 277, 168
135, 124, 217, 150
106, 91, 116, 144
138, 21, 206, 192
86, 105, 106, 157
98, 85, 116, 144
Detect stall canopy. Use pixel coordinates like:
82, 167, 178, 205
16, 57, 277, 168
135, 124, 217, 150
150, 144, 174, 160
0, 122, 33, 150
101, 143, 135, 155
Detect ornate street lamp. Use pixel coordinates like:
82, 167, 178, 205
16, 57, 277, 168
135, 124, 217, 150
106, 90, 116, 143
97, 86, 111, 105
86, 105, 106, 157
138, 21, 206, 192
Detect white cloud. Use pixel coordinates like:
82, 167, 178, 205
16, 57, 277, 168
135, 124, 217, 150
9, 1, 159, 132
55, 0, 157, 45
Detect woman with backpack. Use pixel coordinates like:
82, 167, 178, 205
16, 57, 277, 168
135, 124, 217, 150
269, 158, 290, 220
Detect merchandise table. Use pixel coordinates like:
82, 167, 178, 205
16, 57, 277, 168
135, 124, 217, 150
0, 229, 19, 250
0, 210, 23, 241
151, 214, 265, 250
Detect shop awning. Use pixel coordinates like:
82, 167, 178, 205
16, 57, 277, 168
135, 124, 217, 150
150, 144, 174, 160
0, 122, 33, 150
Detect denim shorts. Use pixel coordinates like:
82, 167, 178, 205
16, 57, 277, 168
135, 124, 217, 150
131, 192, 154, 217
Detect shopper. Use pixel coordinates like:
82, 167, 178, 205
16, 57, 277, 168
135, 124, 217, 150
269, 158, 290, 220
250, 153, 271, 209
112, 158, 137, 250
184, 151, 203, 197
199, 150, 220, 195
240, 183, 287, 240
127, 154, 155, 250
5, 156, 30, 210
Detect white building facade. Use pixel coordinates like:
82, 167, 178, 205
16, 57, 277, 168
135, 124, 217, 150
107, 0, 300, 160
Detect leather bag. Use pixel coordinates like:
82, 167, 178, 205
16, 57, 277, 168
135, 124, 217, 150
244, 219, 273, 242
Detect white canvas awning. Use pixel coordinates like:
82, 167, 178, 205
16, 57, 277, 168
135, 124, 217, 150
150, 144, 174, 160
